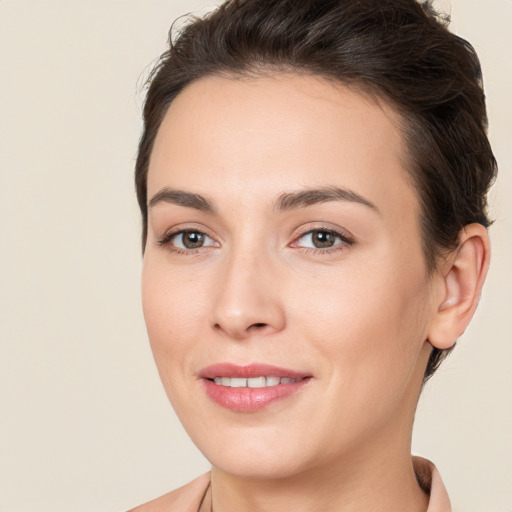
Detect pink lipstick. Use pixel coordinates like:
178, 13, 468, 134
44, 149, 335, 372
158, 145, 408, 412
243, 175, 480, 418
199, 363, 312, 412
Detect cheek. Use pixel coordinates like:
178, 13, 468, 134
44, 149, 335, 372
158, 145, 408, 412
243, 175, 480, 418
289, 260, 431, 401
141, 256, 208, 374
140, 256, 217, 427
295, 262, 427, 338
283, 268, 430, 454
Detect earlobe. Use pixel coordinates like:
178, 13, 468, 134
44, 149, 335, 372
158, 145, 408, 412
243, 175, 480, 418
427, 223, 491, 350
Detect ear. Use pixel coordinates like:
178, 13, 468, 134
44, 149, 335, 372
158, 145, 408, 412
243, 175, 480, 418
427, 223, 491, 350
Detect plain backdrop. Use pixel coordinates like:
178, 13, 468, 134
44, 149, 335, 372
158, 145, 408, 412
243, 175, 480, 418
1, 1, 510, 511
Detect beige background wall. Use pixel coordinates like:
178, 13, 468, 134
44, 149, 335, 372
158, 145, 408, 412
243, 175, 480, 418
1, 1, 510, 511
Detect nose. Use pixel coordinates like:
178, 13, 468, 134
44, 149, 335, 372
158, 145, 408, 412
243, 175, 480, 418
210, 247, 286, 340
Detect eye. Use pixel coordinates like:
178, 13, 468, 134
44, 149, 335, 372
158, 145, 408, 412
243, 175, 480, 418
293, 228, 353, 251
159, 229, 218, 251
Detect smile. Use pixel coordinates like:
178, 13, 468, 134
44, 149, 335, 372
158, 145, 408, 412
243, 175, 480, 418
200, 363, 312, 412
212, 376, 300, 388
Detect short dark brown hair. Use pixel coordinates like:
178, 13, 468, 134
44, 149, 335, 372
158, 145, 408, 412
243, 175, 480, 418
135, 0, 497, 379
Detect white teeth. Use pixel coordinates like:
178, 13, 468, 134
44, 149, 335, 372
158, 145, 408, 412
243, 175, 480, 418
247, 377, 267, 388
212, 376, 299, 388
230, 378, 247, 387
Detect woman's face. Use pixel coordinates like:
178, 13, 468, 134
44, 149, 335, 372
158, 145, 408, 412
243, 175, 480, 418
142, 74, 437, 478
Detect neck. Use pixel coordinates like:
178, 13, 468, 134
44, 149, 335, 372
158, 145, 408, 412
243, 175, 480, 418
209, 438, 429, 512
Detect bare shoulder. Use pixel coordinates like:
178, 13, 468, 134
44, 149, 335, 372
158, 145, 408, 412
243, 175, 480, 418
127, 473, 210, 512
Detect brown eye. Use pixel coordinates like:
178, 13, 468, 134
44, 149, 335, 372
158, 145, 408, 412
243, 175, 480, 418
311, 230, 337, 248
293, 228, 353, 251
181, 231, 205, 249
168, 230, 218, 250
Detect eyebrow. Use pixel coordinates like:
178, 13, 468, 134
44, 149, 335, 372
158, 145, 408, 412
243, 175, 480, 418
148, 188, 216, 214
148, 185, 378, 215
275, 186, 379, 213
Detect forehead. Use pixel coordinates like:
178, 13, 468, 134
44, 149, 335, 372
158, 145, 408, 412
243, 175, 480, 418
148, 73, 419, 221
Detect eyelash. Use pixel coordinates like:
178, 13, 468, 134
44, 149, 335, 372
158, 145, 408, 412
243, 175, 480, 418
156, 227, 354, 255
156, 229, 217, 255
291, 226, 355, 254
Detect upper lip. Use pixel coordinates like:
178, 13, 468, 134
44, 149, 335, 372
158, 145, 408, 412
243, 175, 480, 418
199, 363, 311, 380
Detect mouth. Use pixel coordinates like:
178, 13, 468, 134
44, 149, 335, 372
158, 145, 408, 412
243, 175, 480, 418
199, 363, 312, 412
211, 376, 302, 388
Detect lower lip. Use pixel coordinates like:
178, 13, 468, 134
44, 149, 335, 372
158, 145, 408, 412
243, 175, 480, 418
202, 378, 310, 412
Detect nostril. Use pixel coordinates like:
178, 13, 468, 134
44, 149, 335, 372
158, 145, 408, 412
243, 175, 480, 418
247, 322, 272, 334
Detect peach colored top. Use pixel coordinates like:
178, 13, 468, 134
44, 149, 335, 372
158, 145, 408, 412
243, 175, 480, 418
128, 457, 451, 511
412, 456, 452, 512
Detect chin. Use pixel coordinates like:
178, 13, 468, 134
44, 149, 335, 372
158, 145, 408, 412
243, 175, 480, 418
210, 452, 308, 480
189, 424, 318, 480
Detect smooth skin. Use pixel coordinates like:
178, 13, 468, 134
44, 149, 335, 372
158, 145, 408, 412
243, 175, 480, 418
139, 74, 490, 512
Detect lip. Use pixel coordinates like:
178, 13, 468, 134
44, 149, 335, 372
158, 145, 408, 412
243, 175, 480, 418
199, 363, 312, 412
200, 363, 310, 380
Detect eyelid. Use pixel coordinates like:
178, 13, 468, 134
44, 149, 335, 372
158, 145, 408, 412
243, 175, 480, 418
289, 225, 355, 252
175, 231, 217, 249
156, 225, 220, 251
154, 223, 354, 255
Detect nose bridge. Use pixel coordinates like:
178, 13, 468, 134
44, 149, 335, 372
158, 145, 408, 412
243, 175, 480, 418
210, 235, 285, 339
